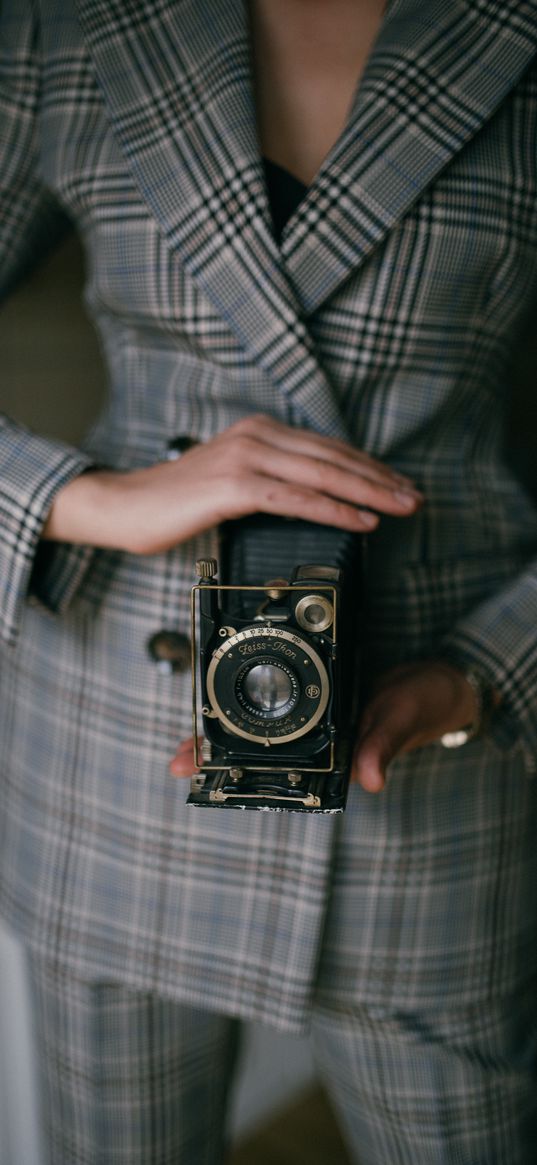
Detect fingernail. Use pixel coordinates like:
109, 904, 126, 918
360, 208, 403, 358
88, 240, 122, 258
394, 489, 421, 509
360, 511, 378, 529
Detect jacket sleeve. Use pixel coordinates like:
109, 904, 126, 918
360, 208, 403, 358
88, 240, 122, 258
0, 0, 95, 646
441, 557, 537, 773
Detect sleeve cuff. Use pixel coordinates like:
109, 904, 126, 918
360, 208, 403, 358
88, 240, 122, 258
0, 419, 95, 644
440, 565, 537, 774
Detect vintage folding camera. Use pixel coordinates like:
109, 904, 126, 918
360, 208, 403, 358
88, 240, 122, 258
188, 517, 364, 813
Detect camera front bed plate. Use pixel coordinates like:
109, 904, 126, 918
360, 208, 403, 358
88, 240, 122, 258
187, 766, 349, 813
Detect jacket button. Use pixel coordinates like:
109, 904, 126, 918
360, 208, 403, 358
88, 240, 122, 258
165, 436, 199, 461
146, 630, 191, 674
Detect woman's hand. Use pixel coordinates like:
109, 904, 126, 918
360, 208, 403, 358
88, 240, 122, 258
169, 661, 488, 791
351, 660, 485, 792
42, 413, 422, 552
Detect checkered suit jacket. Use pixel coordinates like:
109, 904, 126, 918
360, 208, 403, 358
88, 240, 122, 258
1, 0, 537, 1033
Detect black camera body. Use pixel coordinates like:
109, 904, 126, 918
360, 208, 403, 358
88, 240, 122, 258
188, 518, 364, 813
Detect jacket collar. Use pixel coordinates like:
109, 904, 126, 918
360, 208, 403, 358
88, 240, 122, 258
77, 0, 350, 435
281, 0, 537, 314
76, 0, 536, 429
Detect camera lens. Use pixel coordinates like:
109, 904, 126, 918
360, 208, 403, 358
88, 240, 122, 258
206, 629, 330, 743
242, 664, 293, 714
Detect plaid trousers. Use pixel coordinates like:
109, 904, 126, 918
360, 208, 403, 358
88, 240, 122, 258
28, 953, 537, 1165
27, 955, 241, 1165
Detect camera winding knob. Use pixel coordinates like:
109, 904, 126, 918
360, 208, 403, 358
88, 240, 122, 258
196, 558, 218, 579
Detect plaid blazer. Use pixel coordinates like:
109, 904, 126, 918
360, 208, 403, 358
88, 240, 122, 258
1, 0, 537, 1032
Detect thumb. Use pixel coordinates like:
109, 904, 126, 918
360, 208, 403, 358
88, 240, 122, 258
169, 736, 201, 777
352, 726, 392, 793
353, 713, 410, 793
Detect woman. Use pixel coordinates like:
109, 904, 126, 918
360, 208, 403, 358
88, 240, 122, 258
1, 0, 536, 1161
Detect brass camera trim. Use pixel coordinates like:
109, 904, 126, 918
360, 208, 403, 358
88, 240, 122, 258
207, 770, 322, 807
205, 625, 330, 744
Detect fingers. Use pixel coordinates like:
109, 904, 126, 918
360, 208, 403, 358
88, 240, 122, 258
169, 737, 200, 777
219, 417, 423, 528
352, 736, 387, 793
245, 477, 380, 531
245, 441, 422, 519
351, 668, 428, 792
95, 414, 423, 557
230, 415, 419, 494
138, 415, 424, 551
352, 716, 411, 793
351, 661, 484, 794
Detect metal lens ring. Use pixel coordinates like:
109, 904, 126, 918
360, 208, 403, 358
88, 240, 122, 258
235, 657, 300, 721
206, 626, 330, 744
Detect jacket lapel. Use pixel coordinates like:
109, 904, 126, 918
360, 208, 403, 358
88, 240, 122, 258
75, 0, 350, 437
76, 0, 536, 425
282, 0, 537, 314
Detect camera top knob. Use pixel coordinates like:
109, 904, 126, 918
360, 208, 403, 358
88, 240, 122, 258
264, 578, 289, 601
196, 558, 218, 579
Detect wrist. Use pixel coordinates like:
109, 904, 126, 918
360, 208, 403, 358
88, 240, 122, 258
435, 658, 501, 748
41, 469, 126, 549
